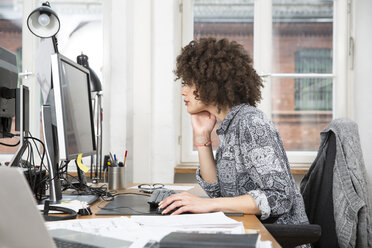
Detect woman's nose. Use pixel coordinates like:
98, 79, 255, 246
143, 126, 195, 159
181, 86, 188, 95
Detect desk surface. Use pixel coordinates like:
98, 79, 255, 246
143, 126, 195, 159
78, 183, 281, 248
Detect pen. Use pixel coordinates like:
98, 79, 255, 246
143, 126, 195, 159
123, 150, 128, 167
114, 154, 117, 162
109, 152, 114, 163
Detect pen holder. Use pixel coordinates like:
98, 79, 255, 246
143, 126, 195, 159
108, 167, 126, 190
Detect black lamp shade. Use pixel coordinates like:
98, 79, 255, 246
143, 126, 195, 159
88, 67, 102, 92
27, 2, 60, 38
77, 54, 102, 92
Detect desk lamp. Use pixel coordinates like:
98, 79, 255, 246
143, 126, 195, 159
27, 1, 60, 52
26, 2, 99, 205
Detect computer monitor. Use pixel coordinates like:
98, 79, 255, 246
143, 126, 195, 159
51, 53, 96, 160
42, 53, 96, 203
0, 46, 18, 138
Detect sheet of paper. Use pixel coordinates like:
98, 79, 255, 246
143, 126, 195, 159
44, 212, 264, 248
258, 240, 273, 248
45, 217, 143, 243
130, 212, 242, 228
129, 185, 194, 191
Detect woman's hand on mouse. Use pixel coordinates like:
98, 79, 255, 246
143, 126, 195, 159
158, 192, 215, 215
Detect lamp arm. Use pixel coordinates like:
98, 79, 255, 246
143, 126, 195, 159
52, 36, 59, 53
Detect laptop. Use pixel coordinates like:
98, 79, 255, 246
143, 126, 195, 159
0, 167, 132, 248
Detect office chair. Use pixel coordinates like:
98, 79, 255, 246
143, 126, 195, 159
263, 132, 338, 248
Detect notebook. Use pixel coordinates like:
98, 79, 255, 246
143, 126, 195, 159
0, 167, 132, 248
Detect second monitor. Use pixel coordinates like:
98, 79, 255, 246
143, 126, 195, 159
42, 53, 97, 203
52, 53, 96, 160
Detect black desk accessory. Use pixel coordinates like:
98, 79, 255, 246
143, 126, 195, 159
42, 200, 77, 221
159, 232, 259, 248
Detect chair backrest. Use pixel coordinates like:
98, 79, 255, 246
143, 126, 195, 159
300, 131, 338, 248
301, 118, 372, 248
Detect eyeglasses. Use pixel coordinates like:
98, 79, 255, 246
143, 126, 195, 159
137, 183, 164, 193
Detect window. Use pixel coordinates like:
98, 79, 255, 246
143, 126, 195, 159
181, 0, 349, 167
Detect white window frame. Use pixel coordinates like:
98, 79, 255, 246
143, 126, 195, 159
180, 0, 351, 169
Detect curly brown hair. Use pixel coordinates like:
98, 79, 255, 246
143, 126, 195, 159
174, 38, 263, 112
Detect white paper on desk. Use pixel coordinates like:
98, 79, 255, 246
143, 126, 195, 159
45, 217, 143, 243
129, 185, 194, 191
131, 212, 242, 228
129, 219, 245, 248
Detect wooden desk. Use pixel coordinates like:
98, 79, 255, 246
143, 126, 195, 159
78, 184, 281, 248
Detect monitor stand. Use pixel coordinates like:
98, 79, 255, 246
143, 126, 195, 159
41, 103, 98, 205
40, 194, 99, 205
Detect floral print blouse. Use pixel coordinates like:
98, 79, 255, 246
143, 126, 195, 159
196, 104, 309, 225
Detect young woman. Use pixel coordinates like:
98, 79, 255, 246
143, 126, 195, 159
159, 38, 309, 226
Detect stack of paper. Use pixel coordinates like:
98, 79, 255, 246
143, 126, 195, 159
45, 212, 272, 248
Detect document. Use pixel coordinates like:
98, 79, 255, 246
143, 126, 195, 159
131, 211, 243, 228
46, 217, 144, 245
44, 212, 249, 248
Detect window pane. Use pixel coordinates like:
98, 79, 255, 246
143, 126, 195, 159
0, 1, 22, 154
193, 0, 254, 150
272, 0, 333, 73
295, 48, 332, 110
272, 77, 332, 151
271, 0, 334, 152
194, 0, 254, 55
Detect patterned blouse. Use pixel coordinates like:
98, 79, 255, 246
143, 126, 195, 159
196, 104, 309, 225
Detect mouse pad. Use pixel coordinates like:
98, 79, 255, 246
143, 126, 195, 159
96, 194, 158, 215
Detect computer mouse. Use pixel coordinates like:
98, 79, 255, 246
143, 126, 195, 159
157, 207, 180, 215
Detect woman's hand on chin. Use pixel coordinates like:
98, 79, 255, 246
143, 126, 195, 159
191, 111, 216, 140
158, 192, 216, 215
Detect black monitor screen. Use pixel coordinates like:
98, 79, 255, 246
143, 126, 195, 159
52, 53, 96, 160
0, 46, 18, 137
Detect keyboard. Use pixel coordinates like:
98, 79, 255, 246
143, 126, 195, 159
54, 237, 103, 248
147, 188, 176, 209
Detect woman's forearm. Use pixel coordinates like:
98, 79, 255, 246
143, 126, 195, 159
197, 146, 217, 183
209, 194, 261, 215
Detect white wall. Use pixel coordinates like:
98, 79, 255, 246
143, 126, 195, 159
352, 0, 372, 191
103, 0, 181, 184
